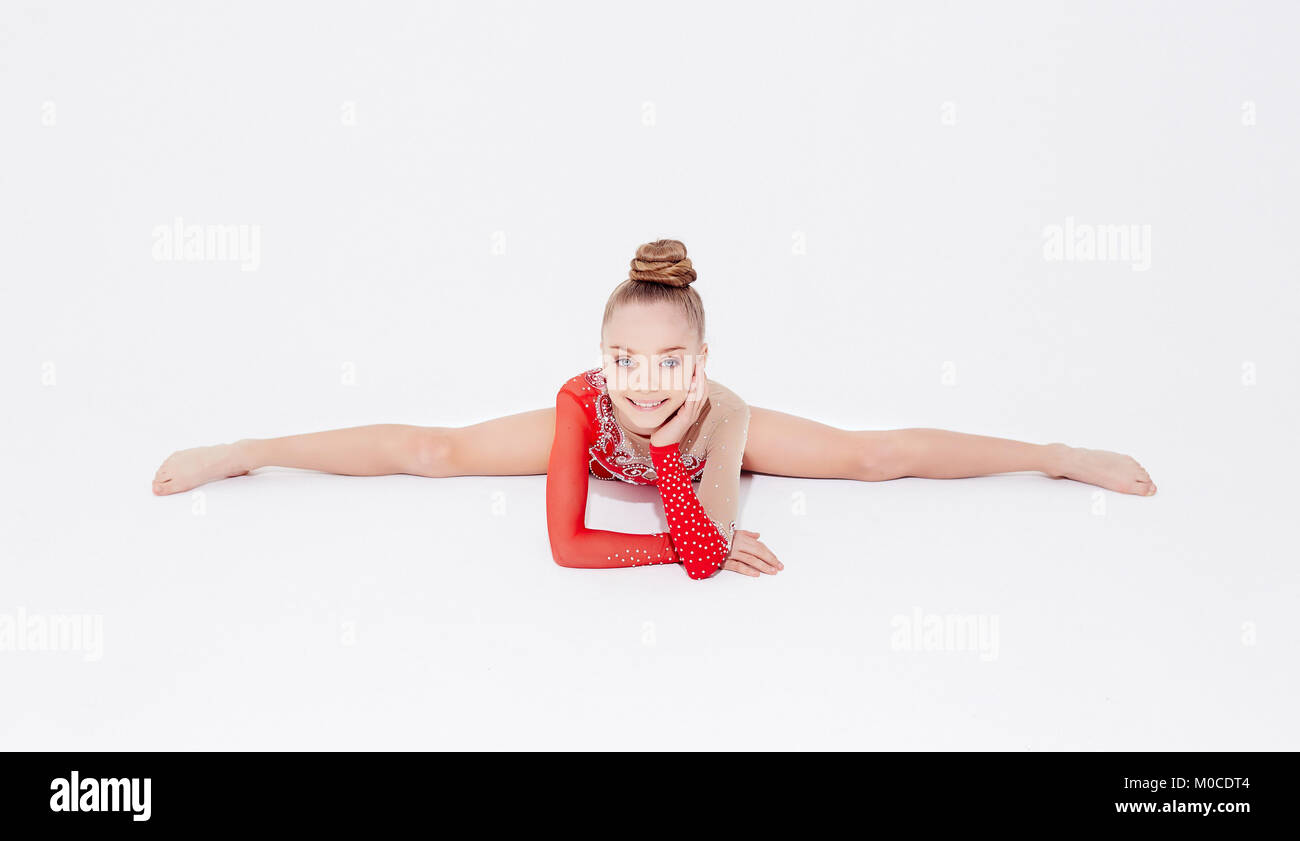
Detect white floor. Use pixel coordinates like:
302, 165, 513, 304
2, 421, 1296, 750
2, 1, 1297, 750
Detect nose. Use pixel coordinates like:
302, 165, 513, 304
628, 367, 655, 392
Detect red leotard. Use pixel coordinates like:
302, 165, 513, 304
546, 367, 750, 580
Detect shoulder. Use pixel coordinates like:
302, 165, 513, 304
700, 378, 750, 453
557, 366, 605, 404
704, 378, 749, 420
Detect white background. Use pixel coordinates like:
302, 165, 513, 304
1, 0, 1296, 749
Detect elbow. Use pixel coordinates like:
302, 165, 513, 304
548, 533, 579, 569
550, 544, 574, 569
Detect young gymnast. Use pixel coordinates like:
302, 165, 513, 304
151, 238, 1157, 579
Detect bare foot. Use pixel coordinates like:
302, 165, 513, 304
152, 442, 252, 496
1046, 443, 1157, 496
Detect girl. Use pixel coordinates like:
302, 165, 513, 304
152, 239, 1157, 580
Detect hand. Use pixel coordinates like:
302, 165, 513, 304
650, 362, 709, 448
722, 529, 783, 577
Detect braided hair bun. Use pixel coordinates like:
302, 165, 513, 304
628, 239, 696, 287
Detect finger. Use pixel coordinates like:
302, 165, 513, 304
731, 533, 782, 571
730, 548, 779, 575
688, 366, 705, 404
723, 558, 754, 577
747, 539, 783, 571
691, 360, 707, 395
724, 558, 761, 578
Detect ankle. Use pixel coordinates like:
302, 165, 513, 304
1042, 442, 1073, 478
233, 438, 262, 471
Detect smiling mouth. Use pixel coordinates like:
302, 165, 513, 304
627, 396, 668, 411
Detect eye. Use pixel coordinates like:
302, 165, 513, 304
615, 356, 633, 368
661, 357, 680, 368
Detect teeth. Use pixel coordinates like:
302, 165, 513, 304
631, 398, 665, 408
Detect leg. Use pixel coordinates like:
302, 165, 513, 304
152, 407, 557, 495
741, 406, 1156, 495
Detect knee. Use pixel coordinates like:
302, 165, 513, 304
856, 432, 908, 482
406, 427, 455, 477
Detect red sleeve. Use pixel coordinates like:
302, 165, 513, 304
648, 441, 731, 580
546, 388, 678, 570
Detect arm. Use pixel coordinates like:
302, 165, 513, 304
647, 403, 750, 580
545, 389, 678, 570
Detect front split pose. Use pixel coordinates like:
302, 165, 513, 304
152, 239, 1158, 579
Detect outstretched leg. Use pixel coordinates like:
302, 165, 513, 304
152, 407, 557, 495
741, 406, 1156, 495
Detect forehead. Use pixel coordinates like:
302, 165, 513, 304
602, 301, 696, 351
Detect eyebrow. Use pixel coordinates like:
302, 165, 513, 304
611, 345, 687, 354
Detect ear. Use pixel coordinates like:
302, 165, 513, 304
697, 343, 709, 370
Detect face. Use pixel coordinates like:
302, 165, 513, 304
600, 301, 707, 436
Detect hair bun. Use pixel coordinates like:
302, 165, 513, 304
628, 238, 696, 287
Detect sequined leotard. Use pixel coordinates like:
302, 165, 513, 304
546, 366, 751, 580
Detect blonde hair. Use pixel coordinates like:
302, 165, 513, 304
602, 238, 705, 343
